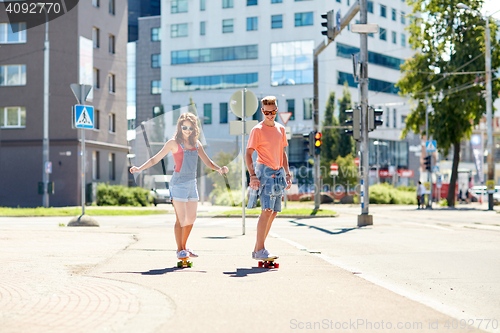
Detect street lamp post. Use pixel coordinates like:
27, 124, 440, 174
39, 4, 50, 208
457, 3, 495, 210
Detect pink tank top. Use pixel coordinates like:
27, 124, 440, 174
172, 143, 197, 172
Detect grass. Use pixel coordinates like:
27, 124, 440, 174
0, 207, 171, 217
216, 208, 337, 216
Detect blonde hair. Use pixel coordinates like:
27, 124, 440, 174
175, 112, 200, 147
261, 96, 277, 106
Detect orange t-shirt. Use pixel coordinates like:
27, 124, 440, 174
247, 122, 288, 170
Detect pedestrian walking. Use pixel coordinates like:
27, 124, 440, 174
417, 181, 426, 209
246, 96, 292, 261
130, 112, 228, 260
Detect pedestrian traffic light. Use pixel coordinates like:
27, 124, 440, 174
424, 155, 431, 171
345, 106, 361, 140
321, 10, 335, 41
369, 107, 384, 131
314, 132, 322, 155
303, 132, 314, 157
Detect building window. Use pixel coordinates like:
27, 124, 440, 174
93, 0, 99, 7
151, 27, 161, 41
92, 151, 100, 180
222, 19, 233, 33
380, 5, 386, 18
379, 27, 387, 41
171, 0, 188, 13
271, 40, 313, 86
287, 99, 295, 121
401, 11, 406, 24
171, 73, 258, 92
336, 0, 341, 2
401, 33, 406, 47
171, 23, 188, 37
223, 0, 233, 8
271, 0, 282, 3
109, 0, 115, 15
151, 80, 161, 94
200, 21, 206, 35
393, 109, 397, 128
109, 113, 116, 133
204, 104, 212, 124
0, 23, 27, 43
386, 108, 390, 127
108, 73, 115, 93
127, 119, 135, 130
392, 8, 396, 21
401, 115, 407, 127
338, 71, 399, 95
392, 31, 397, 44
0, 107, 26, 128
93, 68, 100, 89
172, 105, 181, 123
247, 17, 258, 31
220, 103, 228, 124
367, 1, 373, 13
153, 106, 163, 117
109, 153, 115, 181
108, 34, 115, 54
94, 110, 100, 129
295, 12, 313, 27
171, 44, 258, 64
0, 65, 26, 86
336, 43, 404, 70
200, 0, 206, 11
247, 0, 257, 5
92, 27, 99, 48
271, 15, 282, 29
303, 98, 312, 120
151, 54, 161, 68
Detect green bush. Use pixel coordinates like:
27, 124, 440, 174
369, 183, 417, 205
97, 183, 150, 206
209, 188, 261, 207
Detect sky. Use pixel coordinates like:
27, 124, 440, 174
483, 0, 500, 21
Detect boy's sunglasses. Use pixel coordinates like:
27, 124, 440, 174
181, 125, 194, 131
262, 109, 278, 116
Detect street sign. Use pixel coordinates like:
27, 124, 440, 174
229, 89, 258, 118
424, 182, 431, 193
486, 180, 495, 194
74, 105, 94, 129
229, 120, 258, 135
336, 11, 341, 31
351, 23, 379, 33
433, 165, 439, 173
330, 163, 338, 171
70, 84, 92, 104
354, 157, 360, 166
279, 112, 292, 125
425, 140, 437, 152
45, 161, 52, 174
285, 126, 292, 140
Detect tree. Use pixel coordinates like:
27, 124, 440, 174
321, 91, 340, 163
397, 0, 499, 206
337, 82, 354, 157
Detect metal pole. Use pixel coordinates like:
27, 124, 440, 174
42, 10, 50, 208
313, 54, 320, 210
284, 145, 288, 208
359, 0, 370, 219
242, 89, 246, 235
425, 93, 430, 208
485, 16, 495, 211
80, 85, 85, 215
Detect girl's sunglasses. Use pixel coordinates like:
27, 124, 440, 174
262, 109, 278, 116
181, 125, 194, 131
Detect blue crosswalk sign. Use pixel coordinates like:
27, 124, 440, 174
426, 140, 437, 152
74, 105, 94, 129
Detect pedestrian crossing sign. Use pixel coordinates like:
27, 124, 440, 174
74, 105, 94, 129
425, 140, 437, 152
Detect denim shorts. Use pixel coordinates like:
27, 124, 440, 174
255, 163, 284, 212
170, 177, 199, 202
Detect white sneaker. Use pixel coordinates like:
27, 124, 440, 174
177, 250, 189, 259
186, 248, 198, 258
254, 249, 278, 260
252, 251, 256, 259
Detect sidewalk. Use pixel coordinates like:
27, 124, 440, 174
0, 214, 491, 333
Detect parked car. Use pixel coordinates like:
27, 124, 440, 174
147, 175, 172, 206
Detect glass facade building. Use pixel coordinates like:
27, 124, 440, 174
271, 40, 313, 86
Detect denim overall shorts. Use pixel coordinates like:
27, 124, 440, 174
170, 142, 199, 202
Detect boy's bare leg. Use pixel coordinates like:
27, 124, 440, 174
264, 211, 278, 240
254, 209, 275, 252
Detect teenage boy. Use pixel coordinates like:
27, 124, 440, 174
245, 96, 292, 260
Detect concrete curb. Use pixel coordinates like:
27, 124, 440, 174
207, 214, 339, 218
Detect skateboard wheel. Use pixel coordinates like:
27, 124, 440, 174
274, 263, 279, 268
188, 262, 193, 267
258, 261, 263, 268
264, 262, 270, 268
177, 262, 182, 268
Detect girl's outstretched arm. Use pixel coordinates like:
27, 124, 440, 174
197, 141, 228, 174
130, 139, 177, 174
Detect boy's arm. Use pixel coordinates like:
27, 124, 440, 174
245, 148, 256, 176
283, 148, 292, 190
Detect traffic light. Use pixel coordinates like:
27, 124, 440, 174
321, 10, 335, 41
303, 132, 314, 157
423, 155, 431, 171
314, 132, 322, 155
345, 106, 361, 140
369, 107, 384, 131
